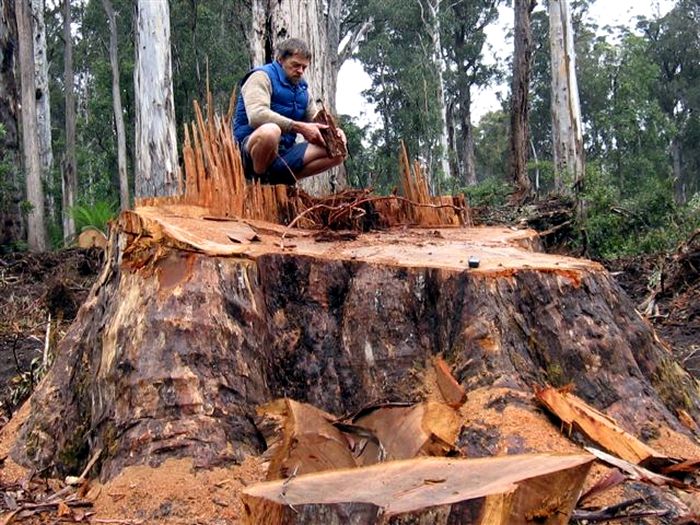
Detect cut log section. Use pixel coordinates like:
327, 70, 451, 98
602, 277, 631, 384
76, 228, 108, 250
241, 454, 594, 524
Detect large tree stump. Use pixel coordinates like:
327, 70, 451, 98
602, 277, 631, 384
9, 204, 699, 484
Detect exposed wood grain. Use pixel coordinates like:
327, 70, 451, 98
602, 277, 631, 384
536, 386, 663, 464
241, 454, 593, 523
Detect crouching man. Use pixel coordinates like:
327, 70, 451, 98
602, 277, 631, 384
233, 38, 346, 185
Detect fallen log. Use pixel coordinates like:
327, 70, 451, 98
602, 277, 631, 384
349, 401, 460, 465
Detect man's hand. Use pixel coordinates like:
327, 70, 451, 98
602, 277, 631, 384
292, 121, 327, 147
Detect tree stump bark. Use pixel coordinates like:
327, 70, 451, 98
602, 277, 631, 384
10, 204, 700, 489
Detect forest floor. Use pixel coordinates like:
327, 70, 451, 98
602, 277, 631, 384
0, 206, 698, 524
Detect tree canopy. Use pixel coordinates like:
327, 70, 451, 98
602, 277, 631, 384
0, 0, 697, 258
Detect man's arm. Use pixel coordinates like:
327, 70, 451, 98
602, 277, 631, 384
241, 71, 294, 132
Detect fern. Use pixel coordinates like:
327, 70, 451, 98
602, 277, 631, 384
71, 200, 118, 234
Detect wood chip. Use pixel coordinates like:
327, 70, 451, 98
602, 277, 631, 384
433, 357, 467, 408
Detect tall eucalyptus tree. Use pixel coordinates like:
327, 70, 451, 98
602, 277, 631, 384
509, 0, 536, 200
63, 0, 77, 240
134, 0, 179, 197
548, 0, 584, 193
102, 0, 129, 210
16, 0, 47, 251
31, 0, 54, 222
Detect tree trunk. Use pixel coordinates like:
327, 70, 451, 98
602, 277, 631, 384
249, 0, 347, 196
15, 0, 46, 251
459, 98, 477, 186
9, 203, 700, 488
671, 137, 686, 204
446, 100, 459, 186
422, 0, 452, 186
0, 0, 24, 247
102, 0, 129, 211
62, 0, 76, 242
509, 0, 534, 201
548, 0, 584, 194
30, 0, 54, 224
134, 0, 179, 198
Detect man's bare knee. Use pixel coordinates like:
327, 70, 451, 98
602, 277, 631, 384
248, 124, 282, 174
251, 123, 282, 145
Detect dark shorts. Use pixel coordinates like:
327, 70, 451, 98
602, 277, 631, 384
240, 137, 309, 185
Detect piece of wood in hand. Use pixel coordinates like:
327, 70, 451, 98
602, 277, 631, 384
313, 107, 347, 158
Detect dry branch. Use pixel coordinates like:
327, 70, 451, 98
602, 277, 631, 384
585, 447, 692, 490
572, 497, 669, 522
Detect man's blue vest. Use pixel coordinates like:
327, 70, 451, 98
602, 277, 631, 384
233, 61, 309, 151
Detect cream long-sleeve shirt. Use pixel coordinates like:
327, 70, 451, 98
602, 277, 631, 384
241, 71, 317, 133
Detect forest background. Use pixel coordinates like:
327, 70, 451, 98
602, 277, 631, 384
0, 0, 698, 260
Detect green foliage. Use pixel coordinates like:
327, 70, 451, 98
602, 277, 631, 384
462, 177, 513, 208
527, 160, 556, 196
581, 163, 695, 258
0, 124, 11, 212
170, 0, 251, 126
71, 200, 118, 234
474, 109, 509, 182
353, 0, 442, 188
340, 115, 377, 190
8, 354, 52, 410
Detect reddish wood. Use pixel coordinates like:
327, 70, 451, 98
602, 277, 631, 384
434, 357, 468, 409
312, 106, 347, 159
536, 386, 663, 464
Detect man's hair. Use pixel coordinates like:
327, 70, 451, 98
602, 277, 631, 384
276, 38, 312, 61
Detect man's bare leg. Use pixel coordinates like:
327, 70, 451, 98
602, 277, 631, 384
296, 143, 345, 179
247, 123, 282, 174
